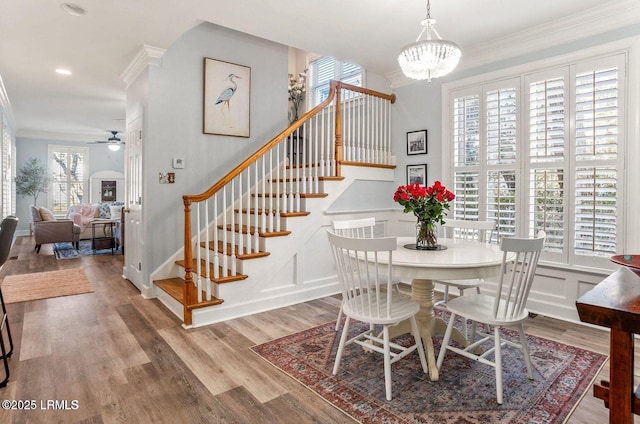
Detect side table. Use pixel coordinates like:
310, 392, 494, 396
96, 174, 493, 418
91, 219, 117, 254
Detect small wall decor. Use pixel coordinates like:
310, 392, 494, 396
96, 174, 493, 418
407, 164, 427, 186
407, 129, 427, 155
101, 180, 116, 202
203, 57, 251, 137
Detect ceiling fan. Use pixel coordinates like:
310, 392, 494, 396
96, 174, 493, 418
89, 130, 125, 151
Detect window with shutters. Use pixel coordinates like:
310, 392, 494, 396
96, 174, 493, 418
308, 57, 363, 107
48, 145, 88, 214
448, 53, 625, 268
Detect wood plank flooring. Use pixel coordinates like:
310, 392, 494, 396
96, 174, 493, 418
0, 235, 636, 423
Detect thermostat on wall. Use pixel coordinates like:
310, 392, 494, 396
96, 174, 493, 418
172, 157, 185, 169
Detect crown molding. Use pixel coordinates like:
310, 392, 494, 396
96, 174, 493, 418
387, 0, 640, 88
121, 44, 166, 89
0, 75, 16, 132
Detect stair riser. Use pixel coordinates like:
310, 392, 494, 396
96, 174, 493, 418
230, 214, 288, 231
195, 247, 246, 275
249, 196, 307, 211
267, 179, 325, 193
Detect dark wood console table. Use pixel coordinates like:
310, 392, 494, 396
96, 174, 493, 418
576, 266, 640, 424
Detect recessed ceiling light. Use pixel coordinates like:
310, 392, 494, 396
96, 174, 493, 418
55, 68, 72, 76
60, 3, 87, 16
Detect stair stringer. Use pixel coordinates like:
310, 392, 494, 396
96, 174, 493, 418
186, 165, 395, 327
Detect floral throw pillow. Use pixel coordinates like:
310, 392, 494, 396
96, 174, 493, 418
97, 203, 111, 219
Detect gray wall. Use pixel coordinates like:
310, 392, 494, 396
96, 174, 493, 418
141, 22, 289, 274
15, 137, 124, 232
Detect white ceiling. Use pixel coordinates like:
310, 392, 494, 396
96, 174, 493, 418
0, 0, 637, 141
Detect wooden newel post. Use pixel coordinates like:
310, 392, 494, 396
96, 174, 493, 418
333, 81, 343, 177
183, 198, 194, 326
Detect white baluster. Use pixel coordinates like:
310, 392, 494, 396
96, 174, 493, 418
275, 143, 281, 232
213, 193, 219, 279
230, 178, 236, 276
204, 202, 211, 301
313, 116, 319, 193
253, 162, 259, 252
196, 205, 202, 303
237, 171, 243, 259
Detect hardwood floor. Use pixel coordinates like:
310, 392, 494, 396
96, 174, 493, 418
0, 235, 635, 423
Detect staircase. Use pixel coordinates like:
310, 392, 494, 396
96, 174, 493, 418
152, 81, 396, 327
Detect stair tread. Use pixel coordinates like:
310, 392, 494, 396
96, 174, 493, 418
217, 224, 291, 237
201, 240, 270, 259
175, 259, 249, 283
154, 277, 224, 309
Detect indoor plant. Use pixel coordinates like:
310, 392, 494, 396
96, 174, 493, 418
393, 181, 455, 249
16, 157, 51, 206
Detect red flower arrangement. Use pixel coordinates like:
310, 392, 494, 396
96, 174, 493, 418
393, 181, 455, 224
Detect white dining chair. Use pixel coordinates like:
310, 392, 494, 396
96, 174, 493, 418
436, 231, 545, 404
331, 218, 403, 331
436, 219, 497, 305
327, 231, 428, 401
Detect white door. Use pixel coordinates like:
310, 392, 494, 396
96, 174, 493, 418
124, 114, 144, 291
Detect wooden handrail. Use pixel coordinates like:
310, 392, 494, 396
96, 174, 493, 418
337, 81, 396, 103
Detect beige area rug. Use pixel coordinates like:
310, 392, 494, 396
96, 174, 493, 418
1, 268, 94, 304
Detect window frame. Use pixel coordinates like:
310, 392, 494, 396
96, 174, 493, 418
442, 39, 637, 272
48, 144, 89, 215
307, 55, 364, 108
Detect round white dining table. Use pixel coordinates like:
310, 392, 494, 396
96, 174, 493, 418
373, 237, 514, 381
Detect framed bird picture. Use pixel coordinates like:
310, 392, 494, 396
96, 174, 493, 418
203, 57, 251, 137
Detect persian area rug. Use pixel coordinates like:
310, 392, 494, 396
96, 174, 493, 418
251, 316, 607, 424
1, 268, 94, 304
54, 239, 120, 260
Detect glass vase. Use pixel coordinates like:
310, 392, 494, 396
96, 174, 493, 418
416, 219, 438, 250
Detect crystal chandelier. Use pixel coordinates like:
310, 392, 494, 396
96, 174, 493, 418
398, 0, 461, 82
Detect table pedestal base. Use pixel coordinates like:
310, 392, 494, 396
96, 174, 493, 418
387, 278, 469, 381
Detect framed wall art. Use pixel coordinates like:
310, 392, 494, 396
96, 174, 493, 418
406, 164, 427, 186
407, 129, 427, 155
203, 57, 251, 137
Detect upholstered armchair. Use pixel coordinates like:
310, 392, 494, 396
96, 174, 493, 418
30, 205, 81, 253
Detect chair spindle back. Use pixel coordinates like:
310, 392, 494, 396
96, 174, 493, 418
327, 231, 396, 320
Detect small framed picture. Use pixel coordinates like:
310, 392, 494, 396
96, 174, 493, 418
407, 129, 427, 155
407, 164, 427, 186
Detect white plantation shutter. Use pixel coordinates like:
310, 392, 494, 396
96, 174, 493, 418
525, 70, 568, 258
309, 57, 362, 107
452, 94, 481, 222
529, 77, 566, 163
485, 82, 519, 239
1, 118, 11, 217
572, 59, 622, 259
453, 172, 480, 220
486, 88, 517, 166
49, 146, 88, 213
574, 167, 617, 256
529, 168, 565, 253
487, 170, 517, 239
448, 53, 625, 267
